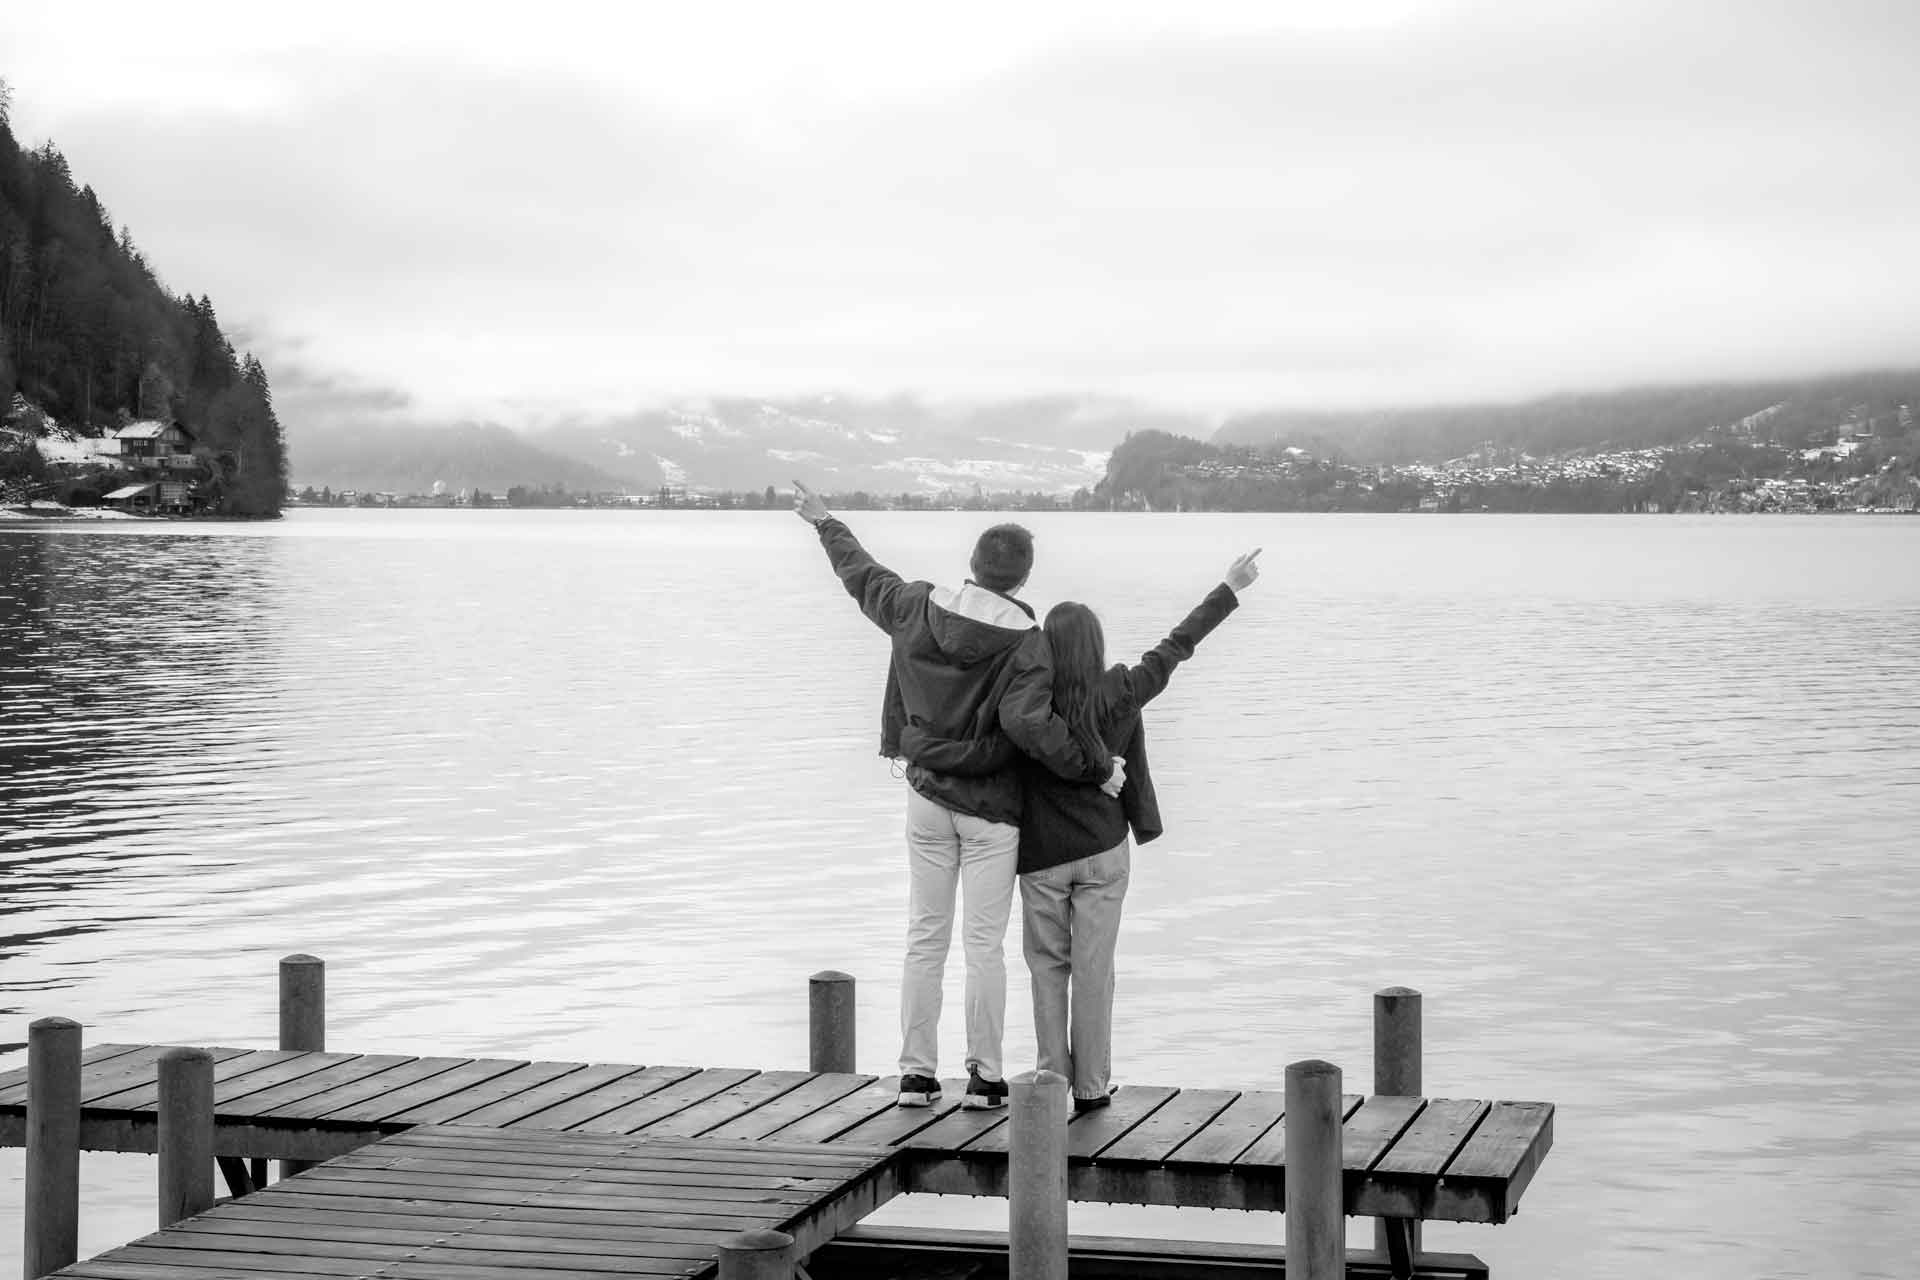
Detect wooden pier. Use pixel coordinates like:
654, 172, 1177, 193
4, 963, 1555, 1280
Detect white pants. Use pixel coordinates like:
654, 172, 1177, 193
1020, 840, 1131, 1101
900, 787, 1019, 1081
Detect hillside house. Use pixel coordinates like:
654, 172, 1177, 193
113, 420, 199, 471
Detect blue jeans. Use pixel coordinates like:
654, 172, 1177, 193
1019, 840, 1130, 1101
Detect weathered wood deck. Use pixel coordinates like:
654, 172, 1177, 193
51, 1125, 906, 1280
0, 1043, 1553, 1225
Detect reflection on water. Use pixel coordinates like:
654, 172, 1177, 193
2, 511, 1917, 1278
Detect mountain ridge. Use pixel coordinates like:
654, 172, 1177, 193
279, 368, 1920, 496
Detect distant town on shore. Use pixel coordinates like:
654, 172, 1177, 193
283, 393, 1919, 517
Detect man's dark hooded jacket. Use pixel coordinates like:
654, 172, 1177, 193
813, 517, 1108, 825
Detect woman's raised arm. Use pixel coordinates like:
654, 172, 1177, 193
1128, 548, 1260, 708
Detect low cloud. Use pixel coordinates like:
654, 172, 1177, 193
10, 0, 1916, 423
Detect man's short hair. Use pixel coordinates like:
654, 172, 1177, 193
970, 523, 1034, 593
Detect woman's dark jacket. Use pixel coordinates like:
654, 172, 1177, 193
902, 582, 1240, 874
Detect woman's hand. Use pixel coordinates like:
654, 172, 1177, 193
1225, 547, 1262, 592
793, 480, 831, 526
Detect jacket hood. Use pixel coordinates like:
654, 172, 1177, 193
925, 582, 1035, 667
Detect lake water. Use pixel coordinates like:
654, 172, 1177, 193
1, 510, 1916, 1278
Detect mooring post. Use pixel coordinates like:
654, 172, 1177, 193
279, 953, 325, 1177
808, 970, 856, 1074
1373, 986, 1423, 1263
24, 1016, 82, 1280
157, 1047, 215, 1227
717, 1228, 795, 1280
1285, 1059, 1345, 1280
1009, 1068, 1069, 1280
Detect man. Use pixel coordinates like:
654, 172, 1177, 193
794, 482, 1121, 1109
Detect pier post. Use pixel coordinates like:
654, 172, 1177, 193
24, 1016, 81, 1280
279, 953, 325, 1177
718, 1228, 795, 1280
1285, 1059, 1344, 1280
808, 971, 856, 1074
158, 1047, 215, 1228
1373, 987, 1422, 1262
1009, 1068, 1069, 1280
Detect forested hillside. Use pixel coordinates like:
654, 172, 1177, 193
0, 80, 286, 514
289, 421, 626, 495
1216, 370, 1920, 463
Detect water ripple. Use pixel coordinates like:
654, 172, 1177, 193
2, 512, 1918, 1277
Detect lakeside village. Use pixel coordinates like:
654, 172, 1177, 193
288, 401, 1920, 517
8, 395, 1919, 520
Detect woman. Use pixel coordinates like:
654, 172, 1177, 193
901, 548, 1261, 1111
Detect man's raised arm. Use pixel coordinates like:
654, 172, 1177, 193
795, 481, 915, 634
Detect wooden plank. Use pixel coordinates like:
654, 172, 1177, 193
138, 1231, 700, 1274
700, 1072, 877, 1141
1163, 1089, 1285, 1166
68, 1045, 251, 1106
765, 1075, 902, 1144
88, 1243, 690, 1280
255, 1056, 471, 1121
322, 1148, 847, 1194
1441, 1101, 1554, 1180
333, 1151, 854, 1193
1434, 1101, 1554, 1224
447, 1062, 649, 1128
318, 1057, 532, 1123
213, 1053, 380, 1111
263, 1174, 807, 1219
896, 1095, 1013, 1152
382, 1059, 588, 1126
212, 1197, 817, 1247
1372, 1099, 1490, 1178
506, 1064, 701, 1131
374, 1145, 872, 1187
379, 1257, 694, 1280
372, 1139, 876, 1181
76, 1245, 371, 1277
0, 1042, 149, 1105
387, 1263, 693, 1280
635, 1069, 815, 1137
1059, 1085, 1181, 1159
1095, 1089, 1238, 1165
1233, 1093, 1363, 1168
235, 1188, 809, 1233
381, 1128, 883, 1175
65, 1261, 346, 1280
567, 1067, 758, 1134
827, 1077, 969, 1148
163, 1208, 720, 1260
386, 1256, 694, 1280
1341, 1094, 1426, 1170
294, 1165, 825, 1207
209, 1054, 420, 1116
87, 1049, 342, 1111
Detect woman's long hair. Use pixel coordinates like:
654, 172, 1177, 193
1044, 602, 1111, 768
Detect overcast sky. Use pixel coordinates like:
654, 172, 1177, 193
4, 0, 1916, 427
